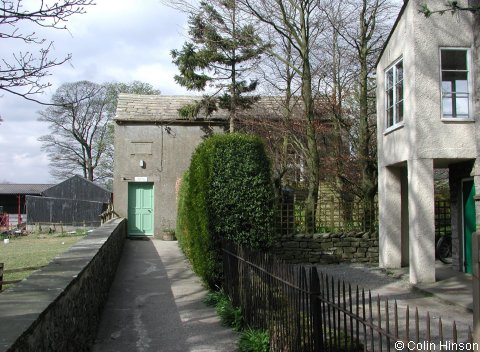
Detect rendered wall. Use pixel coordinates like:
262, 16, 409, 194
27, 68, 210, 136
377, 0, 476, 168
376, 0, 476, 282
113, 123, 225, 236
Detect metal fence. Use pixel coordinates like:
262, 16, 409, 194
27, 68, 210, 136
222, 240, 472, 351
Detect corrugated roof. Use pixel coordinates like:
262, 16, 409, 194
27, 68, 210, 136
0, 184, 54, 195
115, 94, 325, 122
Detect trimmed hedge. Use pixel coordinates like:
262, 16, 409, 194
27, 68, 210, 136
176, 133, 275, 289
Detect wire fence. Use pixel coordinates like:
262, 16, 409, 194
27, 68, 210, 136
222, 240, 473, 352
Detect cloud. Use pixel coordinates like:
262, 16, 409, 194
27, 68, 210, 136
0, 1, 191, 183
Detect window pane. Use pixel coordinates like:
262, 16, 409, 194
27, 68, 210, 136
396, 102, 404, 123
387, 106, 394, 127
396, 81, 403, 102
387, 88, 394, 108
396, 61, 403, 83
387, 69, 394, 89
441, 50, 467, 70
455, 80, 468, 93
443, 70, 467, 83
442, 81, 452, 94
455, 96, 469, 116
443, 97, 453, 116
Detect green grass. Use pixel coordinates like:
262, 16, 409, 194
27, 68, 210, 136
0, 233, 86, 290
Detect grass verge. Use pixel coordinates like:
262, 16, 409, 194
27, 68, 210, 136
0, 233, 86, 290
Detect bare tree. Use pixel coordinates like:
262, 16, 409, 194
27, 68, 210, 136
239, 0, 326, 232
322, 0, 397, 228
38, 81, 111, 183
97, 81, 161, 188
38, 80, 160, 186
0, 0, 94, 105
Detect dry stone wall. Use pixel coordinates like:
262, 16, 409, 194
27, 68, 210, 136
273, 231, 378, 264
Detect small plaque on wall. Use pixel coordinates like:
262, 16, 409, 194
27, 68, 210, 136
134, 177, 148, 182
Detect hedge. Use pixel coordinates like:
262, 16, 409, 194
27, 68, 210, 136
176, 133, 275, 289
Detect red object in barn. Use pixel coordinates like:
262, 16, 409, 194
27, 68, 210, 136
0, 212, 8, 230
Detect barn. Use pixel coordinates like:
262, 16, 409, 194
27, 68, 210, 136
0, 184, 53, 227
0, 176, 111, 230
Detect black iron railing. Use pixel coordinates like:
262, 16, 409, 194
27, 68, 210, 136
222, 240, 472, 351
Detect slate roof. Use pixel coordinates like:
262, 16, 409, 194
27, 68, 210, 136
115, 94, 321, 122
115, 95, 229, 122
0, 184, 54, 195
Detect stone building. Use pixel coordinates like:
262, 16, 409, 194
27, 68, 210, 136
112, 94, 228, 237
376, 0, 477, 283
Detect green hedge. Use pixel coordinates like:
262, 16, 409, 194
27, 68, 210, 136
176, 133, 275, 288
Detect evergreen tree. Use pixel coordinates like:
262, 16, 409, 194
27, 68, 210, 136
171, 0, 268, 132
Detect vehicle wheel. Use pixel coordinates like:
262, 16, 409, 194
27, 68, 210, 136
436, 236, 452, 264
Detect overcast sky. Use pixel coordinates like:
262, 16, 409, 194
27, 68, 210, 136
0, 0, 190, 184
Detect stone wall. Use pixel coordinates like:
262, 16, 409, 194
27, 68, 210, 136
273, 231, 379, 264
0, 218, 126, 352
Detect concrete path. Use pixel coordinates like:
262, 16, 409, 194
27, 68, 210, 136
92, 239, 237, 352
317, 261, 473, 341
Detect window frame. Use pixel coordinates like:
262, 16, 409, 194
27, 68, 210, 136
439, 47, 473, 121
384, 57, 404, 132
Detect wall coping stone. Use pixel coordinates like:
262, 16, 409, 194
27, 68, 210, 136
0, 218, 126, 352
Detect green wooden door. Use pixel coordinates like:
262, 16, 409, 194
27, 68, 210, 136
128, 183, 154, 236
463, 180, 476, 274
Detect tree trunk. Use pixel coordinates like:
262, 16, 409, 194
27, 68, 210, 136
302, 56, 320, 233
358, 1, 377, 231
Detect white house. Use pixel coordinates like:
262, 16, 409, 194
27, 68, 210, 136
376, 0, 477, 283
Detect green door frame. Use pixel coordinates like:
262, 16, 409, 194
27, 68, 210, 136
462, 179, 476, 274
128, 182, 154, 237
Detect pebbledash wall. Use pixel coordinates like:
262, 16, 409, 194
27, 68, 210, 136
0, 218, 126, 352
273, 232, 379, 264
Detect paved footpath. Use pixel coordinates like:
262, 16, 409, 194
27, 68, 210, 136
92, 239, 237, 352
317, 262, 473, 342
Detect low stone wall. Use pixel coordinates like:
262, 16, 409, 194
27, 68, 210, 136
0, 218, 126, 352
273, 231, 379, 264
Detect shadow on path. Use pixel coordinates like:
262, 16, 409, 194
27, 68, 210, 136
93, 239, 237, 352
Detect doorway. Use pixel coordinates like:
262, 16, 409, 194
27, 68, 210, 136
128, 183, 154, 236
462, 179, 475, 274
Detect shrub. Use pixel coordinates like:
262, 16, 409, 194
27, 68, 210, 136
204, 289, 243, 331
176, 171, 190, 255
215, 294, 243, 331
238, 328, 270, 352
176, 133, 275, 289
208, 134, 274, 248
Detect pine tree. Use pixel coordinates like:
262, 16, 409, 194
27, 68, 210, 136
171, 0, 268, 132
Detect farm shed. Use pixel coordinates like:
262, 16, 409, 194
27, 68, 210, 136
0, 184, 54, 226
25, 175, 112, 227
